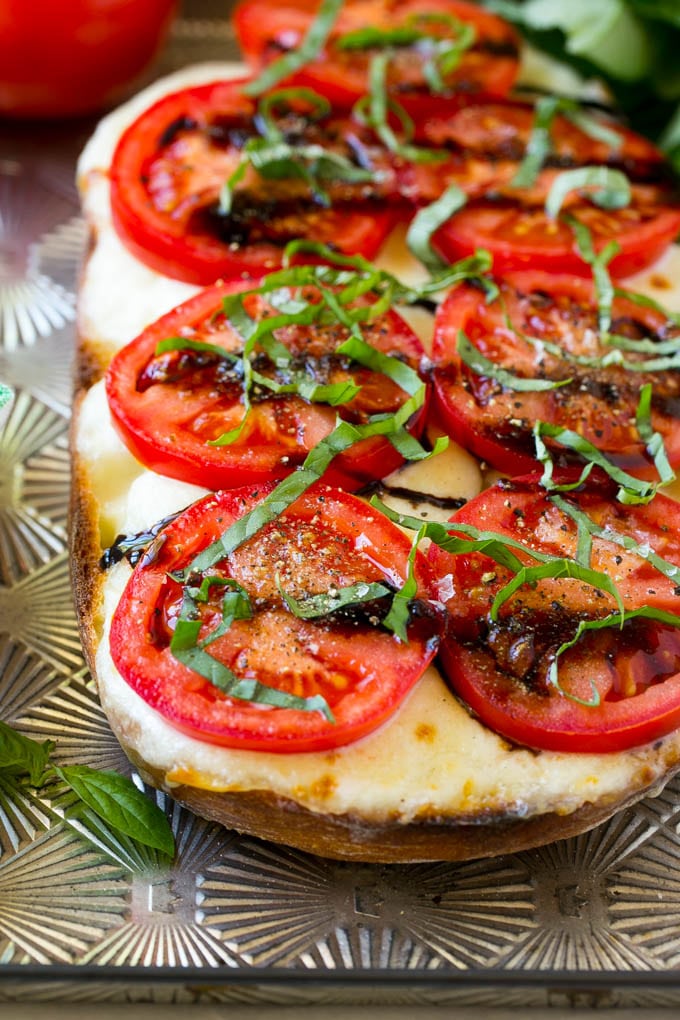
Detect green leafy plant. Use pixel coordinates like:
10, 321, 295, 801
0, 720, 175, 863
484, 0, 680, 173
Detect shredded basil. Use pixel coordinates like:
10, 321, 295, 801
456, 329, 573, 391
219, 87, 375, 214
563, 213, 619, 335
548, 606, 680, 705
533, 420, 660, 505
551, 493, 680, 588
406, 184, 468, 273
353, 52, 446, 163
278, 578, 391, 619
636, 382, 676, 486
170, 578, 334, 720
512, 96, 623, 189
545, 166, 631, 221
243, 0, 343, 97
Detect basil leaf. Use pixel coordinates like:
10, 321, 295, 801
243, 0, 343, 97
457, 329, 573, 391
563, 213, 618, 334
278, 578, 391, 619
406, 184, 467, 273
0, 720, 53, 786
545, 166, 631, 220
336, 334, 423, 396
53, 765, 175, 857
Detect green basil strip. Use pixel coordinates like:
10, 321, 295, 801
457, 329, 573, 391
252, 370, 360, 406
278, 578, 391, 619
613, 286, 680, 328
511, 95, 563, 190
382, 527, 423, 641
545, 166, 631, 221
489, 557, 625, 622
337, 25, 423, 49
257, 87, 331, 136
564, 213, 619, 335
170, 585, 333, 719
635, 383, 676, 486
371, 496, 556, 572
172, 638, 334, 720
154, 336, 238, 362
336, 334, 424, 396
355, 52, 446, 163
175, 393, 429, 581
533, 420, 659, 505
243, 0, 343, 97
512, 96, 623, 190
548, 605, 680, 706
406, 184, 467, 273
551, 493, 680, 588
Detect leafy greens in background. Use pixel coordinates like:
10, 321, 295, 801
483, 0, 680, 175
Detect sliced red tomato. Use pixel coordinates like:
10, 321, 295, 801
105, 277, 430, 490
430, 270, 680, 478
432, 189, 680, 279
403, 99, 673, 205
233, 0, 520, 116
429, 471, 680, 753
110, 483, 442, 752
109, 78, 401, 285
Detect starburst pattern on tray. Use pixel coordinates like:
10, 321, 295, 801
0, 642, 64, 722
0, 553, 82, 672
198, 840, 535, 969
0, 828, 128, 964
498, 809, 675, 972
79, 800, 241, 968
0, 329, 74, 416
0, 390, 69, 581
0, 163, 78, 351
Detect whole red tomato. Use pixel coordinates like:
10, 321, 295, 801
0, 0, 178, 118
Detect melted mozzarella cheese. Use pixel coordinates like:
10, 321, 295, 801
75, 61, 680, 832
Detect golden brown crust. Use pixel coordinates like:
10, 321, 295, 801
69, 384, 106, 672
115, 731, 673, 863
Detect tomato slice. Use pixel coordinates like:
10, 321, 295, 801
110, 484, 442, 752
233, 0, 520, 116
430, 271, 680, 478
105, 278, 430, 490
109, 78, 401, 285
432, 190, 680, 279
430, 472, 680, 753
403, 99, 673, 205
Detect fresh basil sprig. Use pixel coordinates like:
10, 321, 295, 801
0, 720, 174, 858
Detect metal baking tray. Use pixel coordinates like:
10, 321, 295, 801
2, 4, 680, 1007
